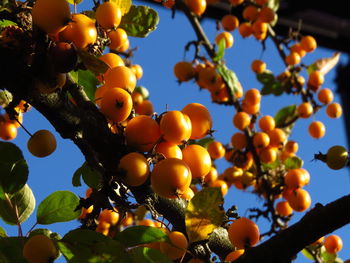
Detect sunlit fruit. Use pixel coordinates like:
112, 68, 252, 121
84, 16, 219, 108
130, 64, 143, 80
23, 234, 58, 263
100, 88, 133, 123
308, 71, 324, 88
308, 121, 325, 139
253, 132, 270, 149
317, 88, 334, 104
160, 111, 192, 144
215, 32, 234, 48
259, 146, 277, 164
108, 28, 129, 51
267, 128, 286, 148
233, 111, 251, 130
182, 144, 212, 179
95, 1, 122, 29
32, 0, 70, 34
125, 115, 161, 152
231, 132, 247, 150
251, 60, 266, 74
119, 152, 150, 186
297, 101, 313, 118
326, 145, 348, 170
160, 231, 188, 260
151, 158, 192, 198
258, 115, 275, 132
59, 14, 97, 49
275, 201, 293, 217
209, 179, 229, 196
225, 249, 244, 262
181, 103, 212, 139
285, 188, 311, 212
300, 35, 317, 53
284, 168, 307, 189
185, 0, 207, 16
207, 140, 226, 159
326, 103, 342, 119
285, 52, 301, 66
228, 217, 260, 249
155, 141, 183, 159
27, 129, 57, 157
174, 61, 195, 82
324, 235, 343, 254
0, 121, 17, 140
284, 140, 298, 153
104, 66, 137, 92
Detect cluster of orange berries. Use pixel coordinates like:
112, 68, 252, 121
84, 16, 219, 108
32, 0, 130, 52
0, 100, 29, 141
309, 234, 343, 256
174, 60, 243, 103
221, 0, 277, 41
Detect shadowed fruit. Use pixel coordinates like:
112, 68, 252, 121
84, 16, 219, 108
23, 234, 58, 263
27, 130, 57, 157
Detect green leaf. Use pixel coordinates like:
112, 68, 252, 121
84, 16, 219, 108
37, 191, 81, 224
0, 226, 7, 237
119, 5, 159, 38
72, 162, 103, 189
185, 187, 226, 243
0, 184, 35, 225
213, 38, 226, 62
77, 49, 109, 75
321, 250, 337, 263
128, 247, 172, 263
0, 90, 13, 108
284, 156, 303, 170
274, 105, 297, 128
0, 159, 28, 195
0, 19, 17, 28
0, 142, 24, 164
66, 0, 83, 5
0, 237, 27, 263
134, 86, 149, 100
115, 226, 169, 247
217, 64, 240, 99
58, 229, 127, 262
261, 159, 281, 171
261, 82, 283, 96
257, 71, 275, 85
301, 248, 315, 260
69, 70, 99, 101
191, 137, 214, 149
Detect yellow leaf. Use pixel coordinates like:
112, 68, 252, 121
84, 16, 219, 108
312, 52, 341, 75
185, 187, 226, 243
111, 0, 132, 15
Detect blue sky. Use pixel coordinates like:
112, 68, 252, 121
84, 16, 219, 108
1, 1, 350, 262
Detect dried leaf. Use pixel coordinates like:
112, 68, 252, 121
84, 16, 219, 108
309, 52, 340, 75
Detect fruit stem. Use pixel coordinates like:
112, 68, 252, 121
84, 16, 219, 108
16, 120, 33, 137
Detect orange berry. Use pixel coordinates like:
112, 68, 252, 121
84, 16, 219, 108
209, 179, 229, 196
151, 158, 192, 198
290, 44, 306, 58
155, 141, 183, 159
251, 60, 266, 74
267, 128, 286, 148
130, 64, 143, 80
104, 66, 137, 92
95, 1, 122, 29
297, 102, 313, 118
284, 168, 307, 189
228, 217, 260, 249
242, 101, 260, 115
233, 111, 251, 130
253, 132, 270, 149
300, 35, 317, 53
252, 20, 268, 36
160, 111, 192, 144
204, 166, 218, 184
160, 231, 188, 260
284, 140, 298, 153
221, 15, 239, 32
182, 144, 212, 179
258, 7, 276, 23
174, 61, 195, 82
308, 71, 324, 88
285, 52, 301, 66
215, 32, 234, 48
181, 103, 212, 139
231, 132, 247, 150
185, 0, 207, 16
125, 115, 161, 152
244, 88, 261, 105
242, 5, 260, 21
317, 88, 334, 104
108, 28, 128, 51
135, 100, 154, 116
324, 235, 343, 254
119, 152, 150, 187
258, 115, 275, 132
99, 208, 119, 225
225, 249, 244, 261
238, 22, 253, 38
259, 147, 277, 164
255, 0, 268, 4
308, 121, 325, 139
275, 201, 293, 217
207, 141, 226, 159
285, 188, 311, 212
326, 103, 342, 118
